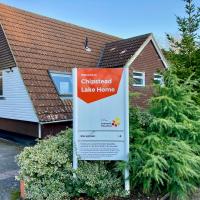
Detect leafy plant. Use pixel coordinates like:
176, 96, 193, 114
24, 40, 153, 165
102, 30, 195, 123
74, 162, 124, 199
165, 0, 200, 104
119, 69, 200, 199
10, 190, 20, 200
17, 129, 124, 200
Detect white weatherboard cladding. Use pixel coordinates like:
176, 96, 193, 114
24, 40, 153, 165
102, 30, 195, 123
0, 67, 38, 122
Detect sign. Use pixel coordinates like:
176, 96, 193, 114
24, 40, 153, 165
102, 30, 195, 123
73, 68, 129, 161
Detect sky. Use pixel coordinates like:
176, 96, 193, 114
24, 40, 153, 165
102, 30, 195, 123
0, 0, 199, 49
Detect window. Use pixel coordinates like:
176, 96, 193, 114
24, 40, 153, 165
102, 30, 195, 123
133, 71, 145, 87
0, 71, 3, 96
154, 73, 164, 85
49, 72, 72, 97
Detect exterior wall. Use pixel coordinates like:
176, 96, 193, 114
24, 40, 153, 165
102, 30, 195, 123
0, 118, 38, 137
130, 41, 166, 108
42, 121, 72, 138
0, 117, 72, 138
0, 65, 71, 138
0, 67, 38, 122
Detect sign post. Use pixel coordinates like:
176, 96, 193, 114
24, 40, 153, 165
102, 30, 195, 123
73, 67, 129, 192
73, 68, 78, 171
124, 66, 130, 192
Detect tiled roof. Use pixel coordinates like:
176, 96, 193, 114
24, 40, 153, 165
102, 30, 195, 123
98, 33, 151, 67
0, 3, 119, 122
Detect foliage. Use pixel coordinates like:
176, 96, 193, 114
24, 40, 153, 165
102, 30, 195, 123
166, 0, 200, 70
118, 69, 200, 200
17, 129, 124, 200
74, 162, 124, 199
10, 190, 20, 200
166, 0, 200, 103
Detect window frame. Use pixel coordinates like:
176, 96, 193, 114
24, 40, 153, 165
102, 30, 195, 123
0, 70, 3, 97
49, 70, 72, 98
133, 71, 145, 87
154, 73, 164, 86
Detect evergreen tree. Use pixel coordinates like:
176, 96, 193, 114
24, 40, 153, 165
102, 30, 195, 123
167, 0, 200, 79
166, 0, 200, 103
123, 70, 200, 199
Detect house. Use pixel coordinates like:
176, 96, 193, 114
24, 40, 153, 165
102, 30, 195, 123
0, 4, 168, 138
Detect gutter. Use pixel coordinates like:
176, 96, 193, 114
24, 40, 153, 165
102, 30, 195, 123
39, 119, 72, 125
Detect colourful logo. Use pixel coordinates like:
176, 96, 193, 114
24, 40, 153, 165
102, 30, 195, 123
112, 117, 121, 127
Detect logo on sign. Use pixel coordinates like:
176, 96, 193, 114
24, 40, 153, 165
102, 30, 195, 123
101, 117, 121, 128
112, 117, 121, 127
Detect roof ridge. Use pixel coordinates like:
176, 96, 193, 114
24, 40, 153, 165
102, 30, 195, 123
0, 3, 120, 40
125, 33, 152, 41
104, 33, 152, 46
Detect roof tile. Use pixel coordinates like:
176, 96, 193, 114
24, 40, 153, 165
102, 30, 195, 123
98, 34, 151, 67
0, 3, 119, 122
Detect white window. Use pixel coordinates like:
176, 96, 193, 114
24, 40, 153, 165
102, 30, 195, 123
0, 71, 3, 96
154, 73, 164, 85
49, 72, 72, 97
133, 71, 145, 87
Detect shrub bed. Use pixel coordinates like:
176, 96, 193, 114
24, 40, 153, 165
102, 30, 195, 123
122, 70, 200, 200
17, 129, 125, 200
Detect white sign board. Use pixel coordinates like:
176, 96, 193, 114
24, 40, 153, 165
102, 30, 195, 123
73, 67, 129, 161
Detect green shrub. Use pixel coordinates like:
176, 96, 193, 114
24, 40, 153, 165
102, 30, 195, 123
17, 129, 124, 200
118, 70, 200, 200
74, 162, 124, 199
10, 189, 20, 200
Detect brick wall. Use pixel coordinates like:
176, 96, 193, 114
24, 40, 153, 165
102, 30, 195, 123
42, 121, 72, 138
130, 41, 166, 108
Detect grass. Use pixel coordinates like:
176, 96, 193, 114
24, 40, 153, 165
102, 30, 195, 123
10, 189, 20, 200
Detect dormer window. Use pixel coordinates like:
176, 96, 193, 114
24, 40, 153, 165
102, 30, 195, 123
49, 71, 72, 97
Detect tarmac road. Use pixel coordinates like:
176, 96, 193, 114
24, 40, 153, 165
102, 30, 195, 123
0, 139, 22, 200
0, 131, 35, 200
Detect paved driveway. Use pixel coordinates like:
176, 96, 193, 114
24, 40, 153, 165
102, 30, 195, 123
0, 139, 22, 200
0, 131, 36, 200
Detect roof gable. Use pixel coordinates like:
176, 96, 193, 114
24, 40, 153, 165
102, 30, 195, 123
98, 33, 168, 68
0, 24, 15, 69
98, 33, 151, 67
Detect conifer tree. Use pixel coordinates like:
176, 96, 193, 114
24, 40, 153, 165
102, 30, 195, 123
126, 69, 200, 199
166, 0, 200, 73
166, 0, 200, 103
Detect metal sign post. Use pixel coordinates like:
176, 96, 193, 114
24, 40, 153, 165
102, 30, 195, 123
124, 66, 130, 193
73, 68, 78, 171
